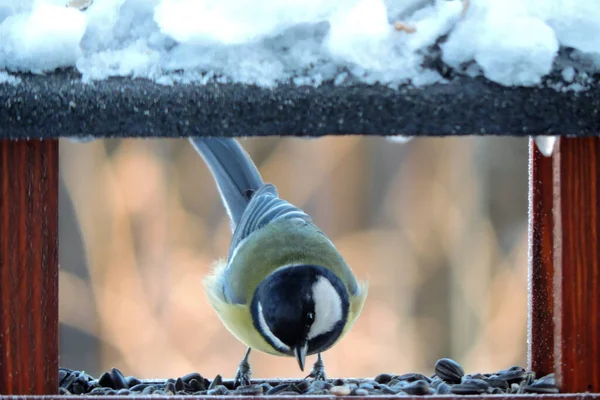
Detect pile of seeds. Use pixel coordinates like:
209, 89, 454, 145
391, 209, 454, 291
59, 358, 559, 396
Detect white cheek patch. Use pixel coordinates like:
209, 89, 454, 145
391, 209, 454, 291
308, 276, 343, 340
257, 302, 290, 353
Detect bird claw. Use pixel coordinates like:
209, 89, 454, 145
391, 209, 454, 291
234, 364, 251, 387
461, 0, 470, 18
234, 348, 252, 388
394, 21, 417, 34
307, 354, 327, 381
393, 0, 470, 34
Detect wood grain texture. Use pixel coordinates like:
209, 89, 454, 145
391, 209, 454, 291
527, 138, 555, 377
0, 140, 59, 395
553, 137, 600, 393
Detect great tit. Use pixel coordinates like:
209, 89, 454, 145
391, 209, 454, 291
189, 137, 368, 385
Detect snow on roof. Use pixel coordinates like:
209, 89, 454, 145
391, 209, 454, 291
0, 0, 598, 89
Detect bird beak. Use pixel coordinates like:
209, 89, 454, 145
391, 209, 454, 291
294, 342, 308, 371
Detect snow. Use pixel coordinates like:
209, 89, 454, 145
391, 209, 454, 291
561, 66, 576, 83
0, 70, 19, 84
0, 2, 86, 73
0, 0, 598, 88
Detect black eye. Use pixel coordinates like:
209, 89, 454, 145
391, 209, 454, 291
243, 189, 255, 200
306, 312, 314, 324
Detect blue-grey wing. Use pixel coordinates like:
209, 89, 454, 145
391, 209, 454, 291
228, 184, 312, 260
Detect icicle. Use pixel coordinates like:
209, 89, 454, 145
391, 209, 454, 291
533, 136, 557, 157
386, 135, 414, 144
66, 135, 96, 143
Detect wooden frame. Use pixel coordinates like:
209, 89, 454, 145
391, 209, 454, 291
0, 137, 598, 399
0, 140, 58, 395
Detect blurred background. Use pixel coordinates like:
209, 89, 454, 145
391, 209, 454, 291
59, 136, 529, 380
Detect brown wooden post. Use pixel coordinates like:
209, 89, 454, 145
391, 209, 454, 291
528, 137, 555, 377
551, 137, 600, 393
0, 140, 59, 395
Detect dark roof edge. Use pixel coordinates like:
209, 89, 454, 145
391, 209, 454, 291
1, 68, 598, 139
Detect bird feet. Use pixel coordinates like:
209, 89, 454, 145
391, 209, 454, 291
394, 21, 417, 34
307, 353, 327, 381
393, 0, 470, 34
234, 348, 252, 387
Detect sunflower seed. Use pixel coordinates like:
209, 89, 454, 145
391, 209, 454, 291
259, 382, 273, 392
164, 381, 176, 393
187, 378, 205, 392
329, 385, 352, 396
293, 380, 311, 393
396, 373, 431, 383
497, 366, 526, 383
174, 378, 184, 392
487, 377, 509, 389
351, 388, 369, 396
236, 384, 264, 395
430, 377, 442, 388
464, 379, 489, 390
524, 383, 559, 394
124, 376, 140, 388
208, 374, 222, 390
451, 380, 488, 395
181, 372, 203, 384
435, 358, 465, 383
109, 368, 128, 390
306, 389, 330, 395
59, 369, 70, 386
207, 385, 229, 395
129, 383, 150, 392
267, 384, 291, 395
537, 373, 556, 386
312, 380, 333, 391
374, 373, 393, 384
437, 382, 451, 394
70, 382, 86, 395
142, 385, 156, 395
402, 380, 430, 395
62, 373, 78, 390
465, 373, 486, 380
97, 372, 113, 389
383, 385, 403, 394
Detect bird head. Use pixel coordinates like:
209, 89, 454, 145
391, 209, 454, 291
250, 264, 350, 371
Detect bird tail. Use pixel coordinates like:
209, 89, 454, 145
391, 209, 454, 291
189, 137, 265, 228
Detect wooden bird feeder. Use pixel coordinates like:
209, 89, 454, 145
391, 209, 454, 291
0, 68, 599, 400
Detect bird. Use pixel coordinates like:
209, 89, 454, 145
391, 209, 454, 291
189, 137, 368, 386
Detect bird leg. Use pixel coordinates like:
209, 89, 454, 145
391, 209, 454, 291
394, 0, 470, 34
307, 353, 327, 381
234, 348, 252, 387
461, 0, 470, 18
394, 21, 417, 34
